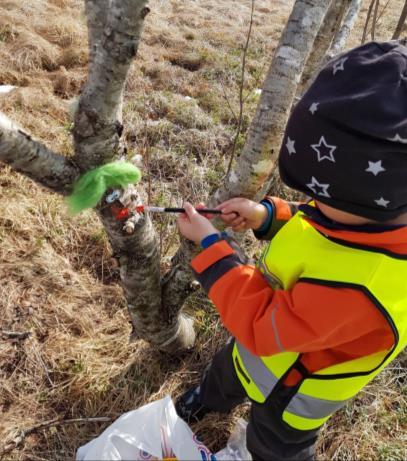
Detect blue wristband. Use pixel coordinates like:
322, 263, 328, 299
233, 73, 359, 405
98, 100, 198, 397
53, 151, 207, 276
255, 201, 273, 235
201, 231, 228, 249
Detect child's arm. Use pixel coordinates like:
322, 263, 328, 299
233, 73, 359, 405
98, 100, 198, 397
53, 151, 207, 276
177, 203, 393, 357
216, 197, 301, 240
256, 197, 301, 240
191, 241, 393, 357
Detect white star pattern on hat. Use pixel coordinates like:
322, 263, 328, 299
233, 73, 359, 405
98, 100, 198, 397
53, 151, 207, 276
366, 160, 385, 176
387, 133, 407, 144
333, 57, 348, 75
306, 176, 331, 198
309, 102, 319, 115
311, 136, 337, 162
375, 197, 390, 207
286, 137, 296, 155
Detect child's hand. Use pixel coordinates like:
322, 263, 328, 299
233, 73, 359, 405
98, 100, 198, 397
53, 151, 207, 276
177, 202, 219, 245
216, 197, 268, 232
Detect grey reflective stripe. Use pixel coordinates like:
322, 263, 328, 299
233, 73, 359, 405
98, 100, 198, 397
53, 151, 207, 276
271, 306, 285, 352
286, 393, 349, 419
257, 260, 285, 352
236, 341, 279, 398
257, 259, 283, 290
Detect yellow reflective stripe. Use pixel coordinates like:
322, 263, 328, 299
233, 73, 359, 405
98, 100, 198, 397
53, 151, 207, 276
262, 351, 299, 377
283, 410, 329, 431
314, 350, 388, 375
299, 376, 372, 401
298, 351, 391, 400
286, 393, 348, 419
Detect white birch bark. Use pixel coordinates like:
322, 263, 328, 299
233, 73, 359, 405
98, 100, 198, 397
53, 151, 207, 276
327, 0, 363, 59
0, 114, 79, 193
73, 0, 150, 171
300, 0, 349, 94
73, 0, 195, 351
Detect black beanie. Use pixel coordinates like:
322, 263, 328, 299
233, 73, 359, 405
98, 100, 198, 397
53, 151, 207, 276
279, 41, 407, 222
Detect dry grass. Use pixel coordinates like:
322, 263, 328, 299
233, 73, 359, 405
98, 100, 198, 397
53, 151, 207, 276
0, 0, 406, 460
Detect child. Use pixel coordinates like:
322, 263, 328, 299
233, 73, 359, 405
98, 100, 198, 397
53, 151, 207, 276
176, 41, 407, 461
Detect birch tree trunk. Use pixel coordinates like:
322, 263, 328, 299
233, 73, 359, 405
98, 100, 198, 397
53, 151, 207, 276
162, 0, 333, 317
327, 0, 363, 58
300, 0, 363, 93
0, 0, 195, 353
299, 0, 349, 94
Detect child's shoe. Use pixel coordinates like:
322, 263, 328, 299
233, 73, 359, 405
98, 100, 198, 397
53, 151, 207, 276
175, 386, 212, 423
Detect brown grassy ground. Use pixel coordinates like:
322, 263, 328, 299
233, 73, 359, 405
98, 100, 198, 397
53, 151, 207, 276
0, 0, 406, 460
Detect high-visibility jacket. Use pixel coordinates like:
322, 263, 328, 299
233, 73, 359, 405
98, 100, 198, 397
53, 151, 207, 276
232, 210, 407, 431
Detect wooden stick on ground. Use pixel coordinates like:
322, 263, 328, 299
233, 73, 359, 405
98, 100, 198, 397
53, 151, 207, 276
1, 417, 112, 457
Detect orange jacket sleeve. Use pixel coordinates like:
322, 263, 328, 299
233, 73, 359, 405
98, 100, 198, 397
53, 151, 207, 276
191, 241, 394, 358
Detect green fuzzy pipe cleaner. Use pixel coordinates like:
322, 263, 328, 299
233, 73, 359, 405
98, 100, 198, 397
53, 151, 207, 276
67, 161, 142, 214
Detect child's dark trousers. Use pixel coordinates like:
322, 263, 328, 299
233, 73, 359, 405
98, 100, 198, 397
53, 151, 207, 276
199, 340, 318, 461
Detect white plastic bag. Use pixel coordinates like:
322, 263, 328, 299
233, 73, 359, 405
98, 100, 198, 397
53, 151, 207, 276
215, 419, 252, 461
76, 396, 215, 460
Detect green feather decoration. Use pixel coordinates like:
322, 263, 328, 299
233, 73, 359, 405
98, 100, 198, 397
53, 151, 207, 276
67, 161, 142, 214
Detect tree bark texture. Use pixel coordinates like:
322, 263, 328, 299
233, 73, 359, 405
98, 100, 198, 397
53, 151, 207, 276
85, 0, 110, 69
73, 0, 150, 172
299, 0, 349, 94
163, 0, 333, 318
0, 114, 79, 194
328, 0, 363, 58
99, 205, 195, 352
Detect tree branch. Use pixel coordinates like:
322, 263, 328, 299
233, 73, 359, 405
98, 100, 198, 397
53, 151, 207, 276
392, 0, 407, 39
370, 0, 380, 41
362, 0, 375, 43
0, 114, 79, 194
1, 329, 31, 340
225, 0, 256, 177
73, 0, 150, 171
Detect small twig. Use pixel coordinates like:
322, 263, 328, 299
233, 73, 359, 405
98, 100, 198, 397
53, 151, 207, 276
225, 0, 255, 178
219, 80, 238, 122
1, 417, 111, 457
1, 329, 31, 340
362, 0, 375, 43
365, 0, 391, 36
371, 0, 380, 40
142, 87, 152, 205
31, 341, 54, 388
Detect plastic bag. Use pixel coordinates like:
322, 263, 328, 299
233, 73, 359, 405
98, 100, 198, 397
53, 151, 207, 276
215, 419, 252, 461
76, 396, 215, 460
76, 396, 251, 461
